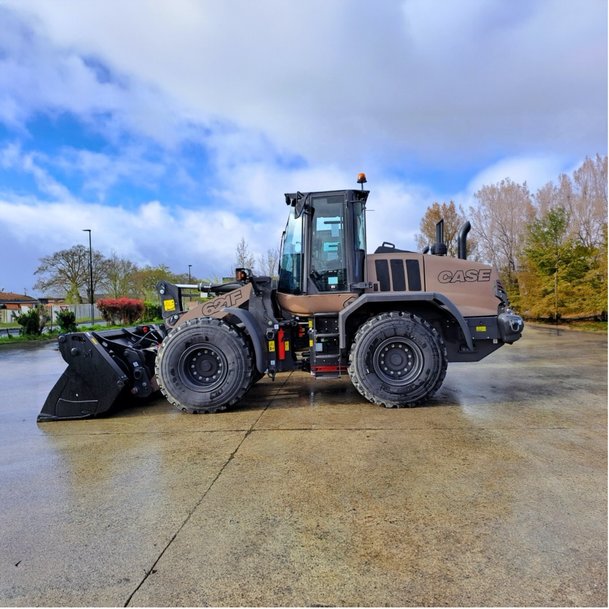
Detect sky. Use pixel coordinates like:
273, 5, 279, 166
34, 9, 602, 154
0, 0, 606, 295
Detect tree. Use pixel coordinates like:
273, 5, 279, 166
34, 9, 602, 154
535, 157, 608, 250
470, 178, 535, 298
568, 154, 607, 249
34, 245, 107, 303
257, 247, 280, 277
104, 254, 139, 298
235, 237, 255, 271
14, 305, 50, 335
520, 207, 595, 320
583, 224, 608, 319
131, 265, 183, 301
415, 201, 475, 258
526, 155, 608, 319
55, 309, 77, 333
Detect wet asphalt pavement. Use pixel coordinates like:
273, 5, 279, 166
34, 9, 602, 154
0, 326, 606, 607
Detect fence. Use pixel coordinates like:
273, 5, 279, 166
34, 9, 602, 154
48, 304, 102, 324
0, 304, 102, 326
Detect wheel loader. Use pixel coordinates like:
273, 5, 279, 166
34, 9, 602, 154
38, 173, 524, 421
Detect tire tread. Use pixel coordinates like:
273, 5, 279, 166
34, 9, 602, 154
348, 311, 447, 408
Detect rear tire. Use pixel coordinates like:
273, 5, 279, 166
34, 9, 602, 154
348, 312, 447, 408
156, 317, 253, 413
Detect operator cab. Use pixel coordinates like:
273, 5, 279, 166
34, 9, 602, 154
278, 190, 369, 295
278, 187, 369, 296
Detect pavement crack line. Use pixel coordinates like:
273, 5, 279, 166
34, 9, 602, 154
123, 371, 293, 607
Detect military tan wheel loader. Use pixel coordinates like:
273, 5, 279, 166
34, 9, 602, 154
39, 174, 524, 421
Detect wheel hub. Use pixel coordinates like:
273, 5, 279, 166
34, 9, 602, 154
374, 338, 423, 385
179, 346, 227, 390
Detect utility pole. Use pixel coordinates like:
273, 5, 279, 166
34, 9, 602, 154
188, 264, 192, 282
83, 229, 94, 327
554, 268, 558, 323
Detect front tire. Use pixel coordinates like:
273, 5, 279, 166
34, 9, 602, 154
156, 317, 253, 413
348, 312, 447, 408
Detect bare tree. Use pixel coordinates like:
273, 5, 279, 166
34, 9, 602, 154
470, 179, 535, 289
257, 247, 280, 277
235, 237, 255, 271
534, 155, 607, 250
34, 245, 107, 303
533, 180, 558, 216
568, 154, 607, 249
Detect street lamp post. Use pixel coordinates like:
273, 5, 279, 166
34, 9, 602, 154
83, 229, 94, 327
188, 264, 192, 282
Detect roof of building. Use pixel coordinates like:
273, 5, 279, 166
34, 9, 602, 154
0, 292, 39, 305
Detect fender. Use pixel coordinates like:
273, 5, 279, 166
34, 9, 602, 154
222, 307, 267, 374
338, 292, 475, 352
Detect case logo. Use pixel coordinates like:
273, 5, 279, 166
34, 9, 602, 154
438, 269, 492, 283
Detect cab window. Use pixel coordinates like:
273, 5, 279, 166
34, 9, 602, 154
310, 195, 347, 291
278, 208, 303, 294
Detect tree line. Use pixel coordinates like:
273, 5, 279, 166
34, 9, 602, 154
34, 249, 191, 304
416, 154, 607, 321
34, 241, 280, 304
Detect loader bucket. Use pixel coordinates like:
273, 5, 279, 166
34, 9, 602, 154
38, 327, 163, 422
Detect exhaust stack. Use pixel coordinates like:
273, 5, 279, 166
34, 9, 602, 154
457, 221, 471, 260
430, 219, 447, 256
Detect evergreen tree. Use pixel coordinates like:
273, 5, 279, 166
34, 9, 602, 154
520, 208, 596, 320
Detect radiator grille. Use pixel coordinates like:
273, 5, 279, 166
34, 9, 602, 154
374, 258, 421, 292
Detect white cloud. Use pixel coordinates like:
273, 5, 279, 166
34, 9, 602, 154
0, 142, 74, 201
54, 147, 168, 201
465, 154, 572, 196
0, 196, 240, 281
2, 0, 606, 163
0, 8, 122, 126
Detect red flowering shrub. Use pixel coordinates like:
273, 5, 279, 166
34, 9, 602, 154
97, 298, 144, 325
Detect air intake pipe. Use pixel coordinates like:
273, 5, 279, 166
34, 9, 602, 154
457, 221, 471, 260
430, 219, 447, 256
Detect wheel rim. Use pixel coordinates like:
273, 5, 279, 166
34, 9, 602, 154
178, 344, 228, 392
372, 337, 424, 386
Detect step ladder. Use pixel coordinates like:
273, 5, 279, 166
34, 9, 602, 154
309, 313, 346, 378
